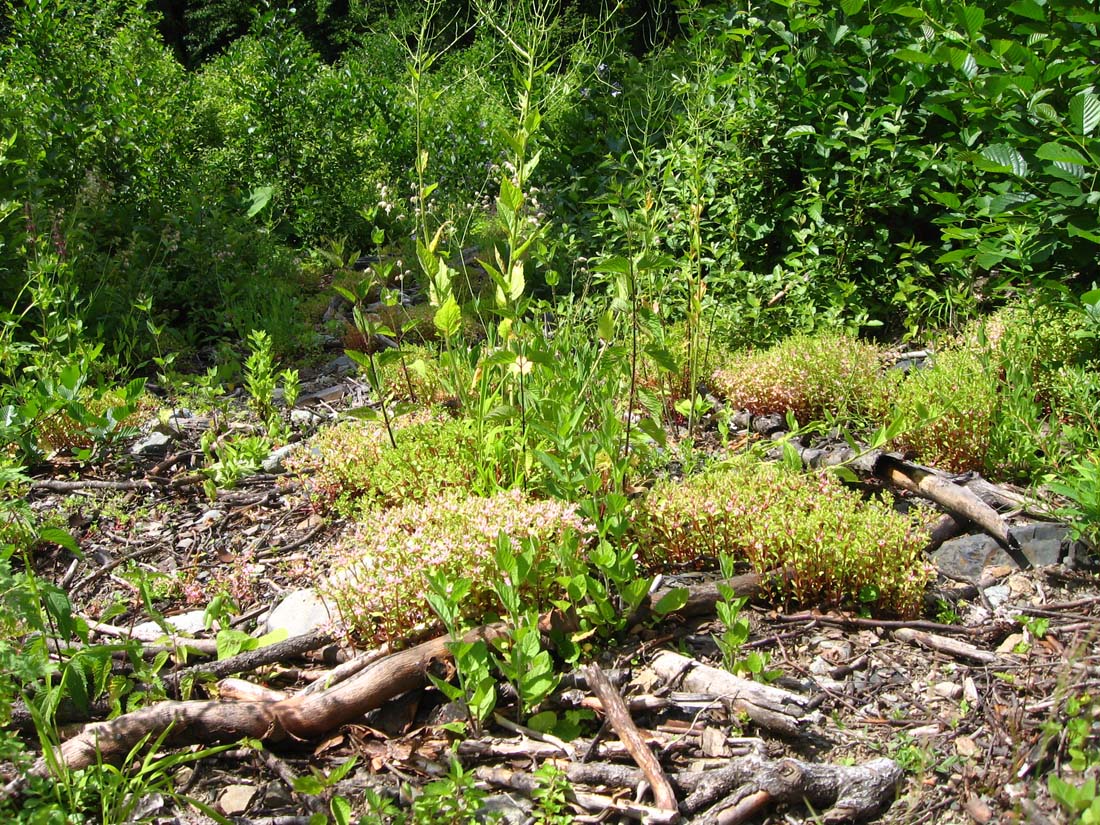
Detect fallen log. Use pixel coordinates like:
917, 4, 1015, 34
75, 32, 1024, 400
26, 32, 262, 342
679, 751, 904, 823
791, 444, 1030, 567
22, 573, 770, 778
649, 651, 820, 737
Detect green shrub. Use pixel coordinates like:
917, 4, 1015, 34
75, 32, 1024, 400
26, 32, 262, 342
634, 459, 933, 617
287, 414, 488, 516
709, 332, 889, 425
323, 489, 591, 644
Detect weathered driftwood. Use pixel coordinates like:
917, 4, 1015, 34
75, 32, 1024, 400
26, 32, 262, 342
649, 651, 820, 737
680, 751, 904, 823
481, 752, 903, 824
874, 454, 1027, 565
893, 627, 1001, 665
26, 574, 769, 777
583, 663, 679, 817
793, 445, 1031, 567
477, 765, 680, 824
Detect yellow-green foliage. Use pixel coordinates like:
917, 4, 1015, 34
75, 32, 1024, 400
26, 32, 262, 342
378, 346, 453, 404
891, 346, 997, 473
323, 489, 592, 644
709, 332, 889, 425
286, 413, 489, 515
634, 459, 932, 617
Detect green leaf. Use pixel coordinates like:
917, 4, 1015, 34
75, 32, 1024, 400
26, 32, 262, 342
955, 5, 985, 39
1035, 142, 1090, 166
784, 124, 817, 138
216, 629, 258, 660
891, 48, 934, 64
245, 185, 274, 219
978, 143, 1029, 177
653, 587, 689, 617
433, 295, 462, 339
292, 775, 326, 796
38, 526, 80, 556
1007, 0, 1045, 21
840, 0, 864, 15
592, 255, 632, 276
1070, 92, 1100, 136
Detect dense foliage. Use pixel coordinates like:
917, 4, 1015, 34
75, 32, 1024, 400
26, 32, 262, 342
2, 0, 1100, 820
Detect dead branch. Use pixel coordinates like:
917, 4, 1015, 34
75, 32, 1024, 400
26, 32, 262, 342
26, 572, 769, 778
649, 651, 819, 737
892, 627, 1001, 665
680, 752, 904, 823
583, 663, 679, 816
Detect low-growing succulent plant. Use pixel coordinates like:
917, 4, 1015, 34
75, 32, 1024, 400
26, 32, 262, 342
709, 332, 889, 426
322, 489, 592, 644
890, 345, 998, 473
634, 458, 933, 617
286, 413, 490, 516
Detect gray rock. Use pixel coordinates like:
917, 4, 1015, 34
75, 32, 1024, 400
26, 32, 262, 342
265, 588, 337, 638
326, 354, 356, 375
262, 444, 295, 473
476, 793, 532, 825
130, 430, 173, 456
932, 522, 1082, 579
291, 407, 328, 425
130, 610, 208, 642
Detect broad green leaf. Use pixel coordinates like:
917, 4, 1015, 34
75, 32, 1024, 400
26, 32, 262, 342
1068, 222, 1100, 244
1007, 0, 1045, 21
784, 124, 816, 138
433, 295, 462, 339
890, 6, 925, 18
1035, 142, 1090, 166
891, 48, 934, 64
979, 143, 1029, 176
840, 0, 864, 15
245, 185, 274, 219
597, 310, 615, 341
955, 5, 985, 39
38, 526, 80, 555
592, 255, 632, 276
1070, 92, 1100, 136
653, 587, 690, 616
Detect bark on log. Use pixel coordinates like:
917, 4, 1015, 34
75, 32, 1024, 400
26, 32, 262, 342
30, 574, 771, 776
583, 663, 679, 816
681, 751, 904, 823
649, 651, 819, 737
892, 627, 1000, 665
873, 454, 1028, 567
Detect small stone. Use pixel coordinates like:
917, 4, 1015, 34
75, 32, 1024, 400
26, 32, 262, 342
262, 444, 295, 473
955, 736, 979, 758
909, 724, 941, 739
291, 408, 326, 425
964, 794, 993, 823
266, 588, 338, 638
476, 793, 531, 825
130, 431, 173, 456
933, 682, 963, 700
817, 639, 853, 663
217, 784, 257, 815
130, 609, 208, 642
963, 676, 979, 704
984, 584, 1010, 609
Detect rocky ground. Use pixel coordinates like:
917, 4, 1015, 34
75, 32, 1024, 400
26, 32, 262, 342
16, 352, 1100, 824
